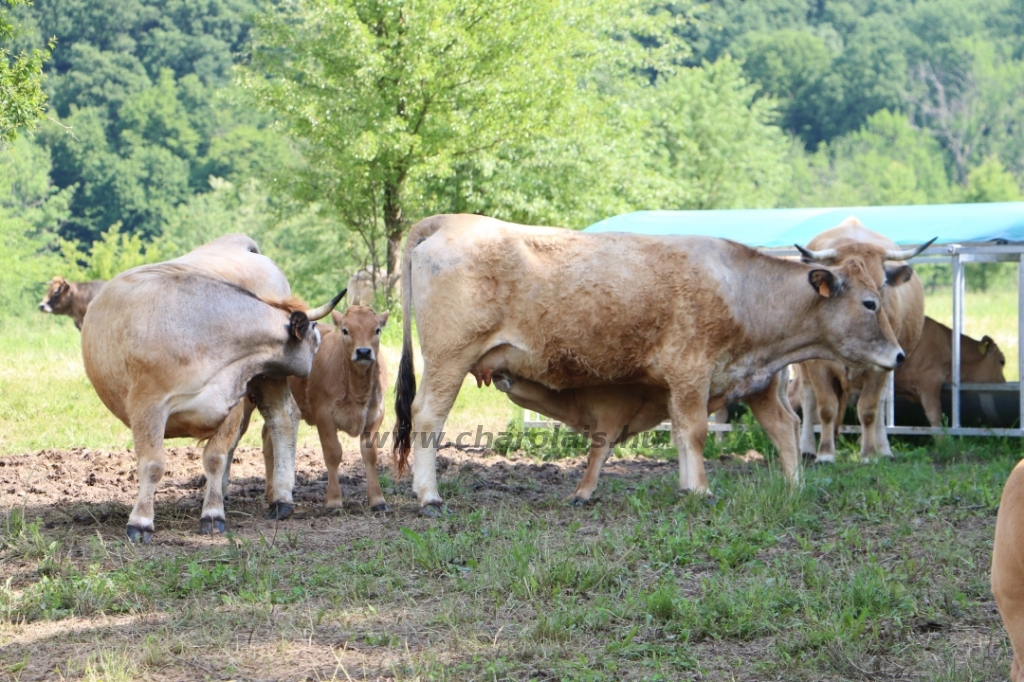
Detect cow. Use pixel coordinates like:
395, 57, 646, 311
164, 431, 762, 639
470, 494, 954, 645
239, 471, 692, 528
81, 234, 344, 542
476, 366, 798, 505
288, 305, 390, 511
895, 316, 1006, 427
795, 219, 932, 462
38, 276, 105, 330
992, 458, 1024, 681
347, 267, 396, 306
393, 214, 906, 516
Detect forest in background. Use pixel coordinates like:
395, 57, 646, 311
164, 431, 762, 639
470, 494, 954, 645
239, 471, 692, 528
2, 0, 1024, 314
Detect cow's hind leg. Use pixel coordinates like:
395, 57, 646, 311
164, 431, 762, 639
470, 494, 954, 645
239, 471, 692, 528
798, 372, 818, 457
220, 398, 255, 500
199, 402, 246, 535
570, 437, 615, 506
807, 365, 841, 463
126, 405, 169, 543
411, 362, 473, 516
747, 374, 801, 486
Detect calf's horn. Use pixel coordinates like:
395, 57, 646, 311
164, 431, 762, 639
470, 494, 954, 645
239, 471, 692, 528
795, 244, 838, 262
885, 237, 937, 261
306, 289, 347, 321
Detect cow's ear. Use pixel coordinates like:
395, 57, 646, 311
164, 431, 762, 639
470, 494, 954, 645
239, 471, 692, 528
884, 264, 913, 286
979, 336, 992, 356
330, 310, 344, 329
809, 269, 841, 298
289, 311, 312, 341
377, 310, 390, 327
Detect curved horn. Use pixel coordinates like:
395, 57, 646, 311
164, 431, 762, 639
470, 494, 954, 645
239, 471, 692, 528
795, 244, 838, 262
305, 289, 347, 321
885, 237, 937, 261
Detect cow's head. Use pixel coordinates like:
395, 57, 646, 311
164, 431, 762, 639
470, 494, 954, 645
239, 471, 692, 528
971, 335, 1007, 383
333, 305, 389, 367
797, 237, 936, 303
39, 276, 71, 314
286, 288, 348, 358
806, 258, 906, 371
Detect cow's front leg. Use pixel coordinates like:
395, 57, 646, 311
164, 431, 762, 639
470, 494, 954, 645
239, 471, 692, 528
316, 417, 346, 509
747, 373, 801, 486
220, 397, 255, 499
806, 364, 841, 463
569, 434, 615, 506
798, 367, 818, 457
856, 370, 892, 459
252, 377, 300, 521
199, 402, 247, 535
667, 388, 711, 494
126, 405, 169, 543
361, 409, 389, 512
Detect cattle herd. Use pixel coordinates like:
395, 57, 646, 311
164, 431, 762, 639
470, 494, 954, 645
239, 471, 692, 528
35, 214, 1024, 677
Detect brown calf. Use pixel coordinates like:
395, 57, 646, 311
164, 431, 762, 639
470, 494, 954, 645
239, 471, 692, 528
39, 276, 106, 330
993, 458, 1024, 681
289, 305, 390, 511
895, 316, 1006, 427
481, 367, 797, 504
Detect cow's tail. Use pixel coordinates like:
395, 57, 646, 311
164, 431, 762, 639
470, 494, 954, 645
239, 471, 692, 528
394, 216, 447, 478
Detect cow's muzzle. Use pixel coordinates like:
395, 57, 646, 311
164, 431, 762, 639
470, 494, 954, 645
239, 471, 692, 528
353, 347, 375, 364
39, 302, 51, 312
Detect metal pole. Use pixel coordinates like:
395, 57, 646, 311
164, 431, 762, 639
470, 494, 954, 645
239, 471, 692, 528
951, 249, 964, 429
886, 370, 895, 427
1019, 256, 1024, 431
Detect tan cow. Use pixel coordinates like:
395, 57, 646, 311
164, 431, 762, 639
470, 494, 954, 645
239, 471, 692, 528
895, 316, 1006, 427
81, 234, 343, 542
347, 267, 396, 306
478, 367, 798, 504
39, 276, 105, 330
795, 219, 931, 462
288, 305, 390, 511
992, 458, 1024, 681
394, 214, 906, 516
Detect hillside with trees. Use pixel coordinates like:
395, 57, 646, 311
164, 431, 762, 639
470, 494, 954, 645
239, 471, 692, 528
1, 0, 1023, 314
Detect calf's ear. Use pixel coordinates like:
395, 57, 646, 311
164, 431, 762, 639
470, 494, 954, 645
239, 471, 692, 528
979, 336, 992, 356
809, 269, 841, 298
289, 311, 312, 341
377, 310, 390, 327
884, 264, 913, 286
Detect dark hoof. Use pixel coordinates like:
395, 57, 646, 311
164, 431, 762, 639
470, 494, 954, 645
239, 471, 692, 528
266, 502, 295, 521
126, 525, 153, 544
370, 503, 390, 513
703, 494, 718, 508
198, 516, 226, 535
569, 496, 590, 507
419, 502, 448, 518
801, 451, 817, 463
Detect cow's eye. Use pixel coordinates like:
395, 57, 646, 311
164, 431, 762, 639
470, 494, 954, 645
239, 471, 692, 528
342, 328, 349, 336
863, 300, 877, 311
375, 328, 381, 335
1001, 359, 1006, 366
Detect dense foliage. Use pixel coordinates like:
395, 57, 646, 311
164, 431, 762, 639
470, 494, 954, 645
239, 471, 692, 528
0, 0, 1023, 312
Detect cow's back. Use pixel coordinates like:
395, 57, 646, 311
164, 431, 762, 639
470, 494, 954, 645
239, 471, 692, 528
171, 234, 291, 301
410, 216, 744, 388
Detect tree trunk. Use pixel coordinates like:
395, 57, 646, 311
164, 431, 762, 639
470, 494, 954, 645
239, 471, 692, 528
383, 181, 405, 302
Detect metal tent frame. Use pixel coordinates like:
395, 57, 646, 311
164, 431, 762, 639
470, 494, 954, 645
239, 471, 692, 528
523, 241, 1024, 438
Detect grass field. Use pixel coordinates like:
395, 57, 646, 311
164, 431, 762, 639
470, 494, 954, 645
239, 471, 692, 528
0, 278, 1022, 680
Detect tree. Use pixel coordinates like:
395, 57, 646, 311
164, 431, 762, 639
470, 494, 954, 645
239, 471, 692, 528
642, 57, 790, 209
0, 0, 49, 141
242, 0, 615, 291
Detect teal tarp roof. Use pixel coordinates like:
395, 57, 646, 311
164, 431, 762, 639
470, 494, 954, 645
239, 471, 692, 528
584, 202, 1024, 248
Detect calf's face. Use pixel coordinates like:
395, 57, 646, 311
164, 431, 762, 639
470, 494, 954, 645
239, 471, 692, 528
810, 258, 905, 371
333, 306, 389, 366
39, 277, 71, 314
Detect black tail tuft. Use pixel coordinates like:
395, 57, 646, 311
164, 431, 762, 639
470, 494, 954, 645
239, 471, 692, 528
394, 336, 416, 477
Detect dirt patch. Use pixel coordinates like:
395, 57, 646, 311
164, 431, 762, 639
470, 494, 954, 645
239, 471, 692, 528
0, 444, 686, 538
